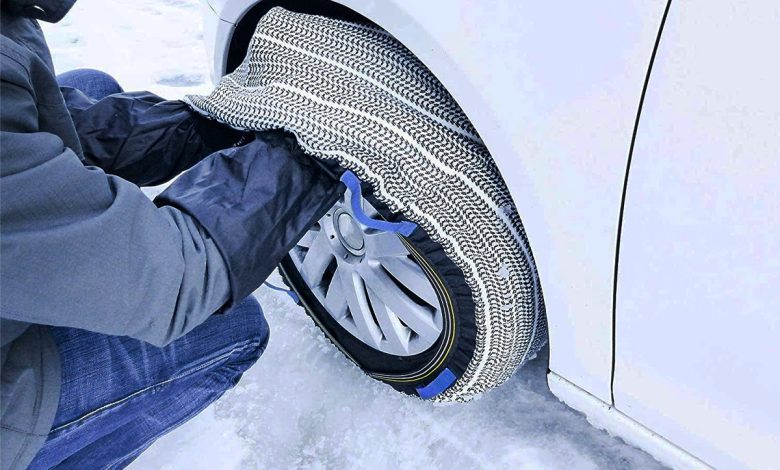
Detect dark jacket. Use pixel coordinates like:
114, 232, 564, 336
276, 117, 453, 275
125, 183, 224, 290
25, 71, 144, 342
0, 1, 340, 468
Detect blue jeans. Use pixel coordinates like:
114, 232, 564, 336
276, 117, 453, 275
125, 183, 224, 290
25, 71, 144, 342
29, 296, 268, 469
29, 70, 270, 469
56, 68, 124, 100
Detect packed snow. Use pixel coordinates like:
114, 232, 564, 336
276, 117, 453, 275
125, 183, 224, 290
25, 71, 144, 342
43, 1, 666, 468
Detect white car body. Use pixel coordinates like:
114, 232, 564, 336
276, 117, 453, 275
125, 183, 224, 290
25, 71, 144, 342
199, 1, 780, 468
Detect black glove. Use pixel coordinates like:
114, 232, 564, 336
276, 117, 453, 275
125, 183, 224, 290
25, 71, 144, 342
307, 153, 346, 181
62, 88, 251, 186
155, 130, 343, 308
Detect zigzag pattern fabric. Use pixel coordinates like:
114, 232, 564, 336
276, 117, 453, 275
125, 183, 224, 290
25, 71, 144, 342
185, 7, 547, 401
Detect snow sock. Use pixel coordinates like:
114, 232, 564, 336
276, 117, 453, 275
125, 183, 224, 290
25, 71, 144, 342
182, 7, 546, 401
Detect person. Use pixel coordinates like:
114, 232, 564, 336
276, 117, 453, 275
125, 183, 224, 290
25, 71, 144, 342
0, 1, 343, 468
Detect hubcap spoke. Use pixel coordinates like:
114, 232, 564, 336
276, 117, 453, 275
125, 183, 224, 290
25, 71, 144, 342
366, 286, 411, 354
300, 231, 333, 286
324, 274, 348, 319
365, 232, 408, 259
337, 265, 383, 349
356, 262, 441, 345
379, 257, 440, 307
297, 229, 319, 248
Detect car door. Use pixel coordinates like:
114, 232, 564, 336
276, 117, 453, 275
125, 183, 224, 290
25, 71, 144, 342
614, 0, 780, 468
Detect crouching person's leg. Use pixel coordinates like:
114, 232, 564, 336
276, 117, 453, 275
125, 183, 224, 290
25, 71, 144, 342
28, 296, 268, 470
56, 68, 124, 100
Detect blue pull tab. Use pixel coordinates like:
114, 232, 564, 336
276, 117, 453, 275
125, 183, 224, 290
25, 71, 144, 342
340, 171, 417, 237
416, 368, 457, 400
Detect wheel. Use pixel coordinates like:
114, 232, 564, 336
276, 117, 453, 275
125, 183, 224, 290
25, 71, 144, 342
280, 184, 476, 397
187, 6, 548, 401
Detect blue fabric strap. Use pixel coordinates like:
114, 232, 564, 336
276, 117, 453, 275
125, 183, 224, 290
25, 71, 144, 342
263, 281, 299, 303
262, 172, 416, 305
416, 368, 457, 400
340, 171, 417, 237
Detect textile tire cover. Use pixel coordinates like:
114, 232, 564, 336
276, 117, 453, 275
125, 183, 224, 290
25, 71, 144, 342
185, 7, 547, 402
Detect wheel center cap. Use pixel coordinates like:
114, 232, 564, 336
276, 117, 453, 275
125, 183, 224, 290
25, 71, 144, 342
335, 212, 365, 253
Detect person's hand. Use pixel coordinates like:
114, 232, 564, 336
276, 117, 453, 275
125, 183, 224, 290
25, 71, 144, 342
155, 129, 344, 309
308, 154, 346, 180
193, 114, 253, 151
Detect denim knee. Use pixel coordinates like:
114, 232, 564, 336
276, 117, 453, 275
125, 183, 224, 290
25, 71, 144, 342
56, 68, 123, 101
227, 296, 270, 362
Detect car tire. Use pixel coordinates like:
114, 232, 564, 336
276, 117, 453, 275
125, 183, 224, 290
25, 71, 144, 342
279, 190, 477, 397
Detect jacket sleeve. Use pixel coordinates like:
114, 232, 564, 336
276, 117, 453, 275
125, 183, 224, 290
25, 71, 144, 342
1, 77, 231, 346
60, 86, 246, 187
1, 76, 338, 346
155, 130, 342, 306
0, 64, 338, 352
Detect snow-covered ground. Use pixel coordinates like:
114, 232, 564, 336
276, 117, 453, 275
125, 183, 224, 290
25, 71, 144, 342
44, 1, 666, 468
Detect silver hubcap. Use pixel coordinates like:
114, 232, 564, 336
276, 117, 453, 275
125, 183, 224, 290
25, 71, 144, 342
290, 187, 444, 356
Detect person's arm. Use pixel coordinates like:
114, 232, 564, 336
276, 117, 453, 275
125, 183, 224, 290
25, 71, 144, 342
60, 86, 247, 187
1, 75, 339, 346
155, 129, 341, 305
